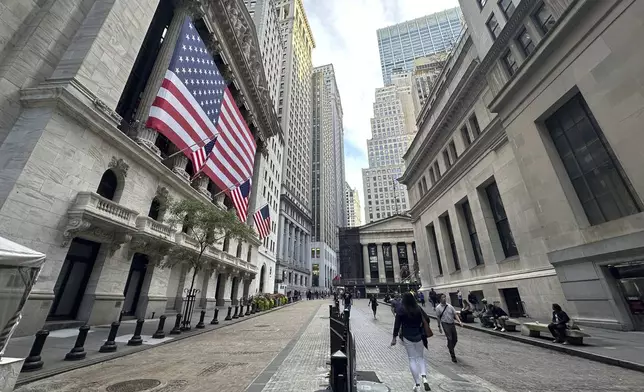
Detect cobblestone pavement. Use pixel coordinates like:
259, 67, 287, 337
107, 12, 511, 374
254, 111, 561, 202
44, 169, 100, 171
14, 300, 323, 392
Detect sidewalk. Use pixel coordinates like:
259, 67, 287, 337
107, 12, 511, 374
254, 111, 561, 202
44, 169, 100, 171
5, 303, 294, 386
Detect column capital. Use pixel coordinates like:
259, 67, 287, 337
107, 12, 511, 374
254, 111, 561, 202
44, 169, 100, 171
173, 0, 205, 17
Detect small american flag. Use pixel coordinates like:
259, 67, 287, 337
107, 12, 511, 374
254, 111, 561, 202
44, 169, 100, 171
230, 179, 251, 222
253, 204, 271, 239
190, 137, 217, 174
146, 17, 256, 191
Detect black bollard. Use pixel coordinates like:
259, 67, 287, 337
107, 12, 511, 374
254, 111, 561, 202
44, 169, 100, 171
238, 305, 245, 318
21, 329, 49, 372
65, 325, 90, 361
224, 306, 232, 320
210, 308, 219, 325
170, 314, 182, 335
232, 305, 239, 319
99, 322, 120, 352
245, 305, 251, 316
196, 310, 206, 328
152, 315, 167, 339
128, 319, 144, 346
251, 303, 256, 314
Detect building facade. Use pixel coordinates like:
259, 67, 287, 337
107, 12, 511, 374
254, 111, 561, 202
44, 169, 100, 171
411, 53, 449, 116
275, 0, 315, 293
337, 215, 420, 297
377, 7, 464, 84
0, 0, 280, 337
311, 64, 344, 290
401, 0, 644, 331
362, 72, 417, 224
345, 182, 362, 227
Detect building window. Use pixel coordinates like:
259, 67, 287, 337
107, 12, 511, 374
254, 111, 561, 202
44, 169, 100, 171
427, 224, 443, 275
485, 181, 519, 258
544, 93, 640, 225
422, 177, 428, 193
503, 50, 518, 76
469, 114, 481, 138
498, 0, 516, 19
434, 162, 441, 179
462, 201, 484, 265
443, 150, 452, 168
534, 2, 556, 33
486, 13, 501, 39
442, 214, 460, 271
449, 141, 458, 160
429, 167, 437, 184
517, 27, 535, 56
477, 0, 488, 9
461, 126, 472, 147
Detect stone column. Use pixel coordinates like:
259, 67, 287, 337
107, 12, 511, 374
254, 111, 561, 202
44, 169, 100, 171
392, 243, 401, 283
294, 227, 299, 266
305, 234, 311, 271
278, 216, 286, 260
362, 244, 371, 283
192, 174, 210, 197
130, 0, 203, 156
288, 224, 295, 263
377, 243, 386, 283
299, 231, 305, 269
168, 145, 190, 182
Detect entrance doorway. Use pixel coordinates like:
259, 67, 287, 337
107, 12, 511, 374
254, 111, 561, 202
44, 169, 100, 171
609, 262, 644, 330
48, 238, 102, 320
259, 265, 266, 293
122, 253, 149, 316
500, 287, 525, 317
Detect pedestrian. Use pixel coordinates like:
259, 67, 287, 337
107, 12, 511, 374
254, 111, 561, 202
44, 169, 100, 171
343, 291, 353, 314
435, 294, 462, 363
548, 303, 570, 344
390, 294, 403, 316
467, 291, 478, 311
419, 291, 426, 307
368, 294, 379, 319
491, 304, 509, 332
456, 289, 463, 308
429, 288, 437, 308
391, 292, 432, 392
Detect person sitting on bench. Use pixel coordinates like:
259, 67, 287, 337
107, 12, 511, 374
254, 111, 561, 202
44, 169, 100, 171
548, 303, 570, 344
461, 300, 473, 320
478, 303, 494, 327
491, 304, 509, 332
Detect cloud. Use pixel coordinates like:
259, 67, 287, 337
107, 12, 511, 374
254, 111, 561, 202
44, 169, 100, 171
304, 0, 460, 223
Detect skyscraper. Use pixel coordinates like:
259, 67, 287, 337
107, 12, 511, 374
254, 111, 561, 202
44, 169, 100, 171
311, 64, 345, 290
275, 0, 315, 292
377, 7, 463, 84
411, 52, 449, 116
362, 71, 417, 223
344, 182, 362, 227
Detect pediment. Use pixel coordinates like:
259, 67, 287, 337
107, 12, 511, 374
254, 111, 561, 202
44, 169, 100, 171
359, 214, 413, 233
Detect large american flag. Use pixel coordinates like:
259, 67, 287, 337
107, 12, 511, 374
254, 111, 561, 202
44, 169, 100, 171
253, 204, 271, 240
230, 179, 251, 222
146, 17, 256, 191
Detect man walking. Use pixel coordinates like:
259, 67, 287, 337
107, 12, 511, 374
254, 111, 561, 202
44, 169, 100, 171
435, 294, 463, 363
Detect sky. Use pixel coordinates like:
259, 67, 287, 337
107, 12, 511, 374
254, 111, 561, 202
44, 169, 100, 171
303, 0, 460, 223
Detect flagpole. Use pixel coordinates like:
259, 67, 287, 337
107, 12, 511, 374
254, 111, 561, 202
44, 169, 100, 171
250, 203, 270, 215
160, 135, 219, 162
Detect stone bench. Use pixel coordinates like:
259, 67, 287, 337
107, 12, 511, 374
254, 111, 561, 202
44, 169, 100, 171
502, 318, 520, 332
455, 310, 475, 323
521, 322, 591, 345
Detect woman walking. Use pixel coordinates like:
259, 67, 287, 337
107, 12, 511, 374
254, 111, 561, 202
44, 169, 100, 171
391, 292, 432, 391
368, 295, 379, 319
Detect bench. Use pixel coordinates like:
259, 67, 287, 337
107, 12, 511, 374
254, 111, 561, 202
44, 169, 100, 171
502, 318, 520, 332
456, 310, 475, 323
521, 322, 591, 345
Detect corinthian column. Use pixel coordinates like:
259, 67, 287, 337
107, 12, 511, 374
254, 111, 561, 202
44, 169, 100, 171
130, 0, 204, 156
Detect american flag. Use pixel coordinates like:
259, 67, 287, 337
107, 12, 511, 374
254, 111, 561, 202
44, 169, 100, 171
230, 179, 251, 222
146, 17, 256, 191
253, 204, 271, 239
190, 137, 217, 174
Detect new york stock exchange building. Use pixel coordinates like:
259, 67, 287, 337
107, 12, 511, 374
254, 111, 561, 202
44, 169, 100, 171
0, 0, 280, 337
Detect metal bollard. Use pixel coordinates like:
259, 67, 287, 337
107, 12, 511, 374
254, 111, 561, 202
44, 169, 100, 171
152, 315, 166, 339
232, 305, 239, 319
245, 305, 251, 316
251, 303, 256, 314
99, 322, 120, 352
196, 310, 206, 328
65, 325, 90, 361
238, 305, 245, 318
210, 308, 219, 325
21, 329, 49, 372
128, 319, 145, 346
224, 306, 233, 320
170, 314, 182, 335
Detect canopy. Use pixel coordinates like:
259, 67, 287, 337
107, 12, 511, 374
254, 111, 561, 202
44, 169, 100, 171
0, 236, 46, 268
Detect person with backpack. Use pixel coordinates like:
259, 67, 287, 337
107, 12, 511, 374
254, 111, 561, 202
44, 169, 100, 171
435, 294, 462, 363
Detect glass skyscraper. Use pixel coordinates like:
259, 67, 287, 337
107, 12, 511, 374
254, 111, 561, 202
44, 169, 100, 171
377, 7, 464, 84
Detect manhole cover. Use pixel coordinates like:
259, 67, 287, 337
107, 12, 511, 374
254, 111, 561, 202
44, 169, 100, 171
106, 379, 161, 392
438, 381, 491, 392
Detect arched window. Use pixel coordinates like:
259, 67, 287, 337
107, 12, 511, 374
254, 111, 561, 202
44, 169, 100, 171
236, 242, 242, 258
96, 170, 118, 201
182, 215, 192, 234
148, 198, 162, 221
246, 246, 252, 262
223, 235, 230, 252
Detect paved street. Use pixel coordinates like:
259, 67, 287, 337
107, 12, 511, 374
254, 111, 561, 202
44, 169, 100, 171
14, 299, 644, 392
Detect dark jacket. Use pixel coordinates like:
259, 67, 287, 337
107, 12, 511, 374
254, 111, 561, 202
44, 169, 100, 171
492, 306, 507, 318
393, 308, 430, 342
552, 310, 570, 326
369, 297, 378, 308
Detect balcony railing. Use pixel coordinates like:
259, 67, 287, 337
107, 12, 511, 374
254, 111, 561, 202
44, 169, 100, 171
175, 232, 200, 251
135, 216, 174, 241
70, 192, 138, 227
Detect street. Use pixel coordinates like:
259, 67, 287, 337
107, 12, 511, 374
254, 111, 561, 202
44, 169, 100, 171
14, 300, 644, 392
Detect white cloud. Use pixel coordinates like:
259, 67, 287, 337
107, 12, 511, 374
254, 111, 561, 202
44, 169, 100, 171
304, 0, 459, 223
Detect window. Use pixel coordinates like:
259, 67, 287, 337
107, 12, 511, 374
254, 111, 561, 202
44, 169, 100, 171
544, 93, 640, 225
485, 181, 519, 257
503, 50, 518, 76
469, 114, 481, 138
498, 0, 516, 19
422, 177, 428, 193
449, 141, 458, 160
442, 214, 460, 271
486, 13, 501, 39
534, 2, 556, 33
477, 0, 488, 8
517, 27, 535, 56
427, 224, 443, 275
443, 150, 452, 168
461, 126, 472, 147
429, 167, 437, 184
462, 201, 484, 265
434, 162, 441, 179
97, 170, 118, 201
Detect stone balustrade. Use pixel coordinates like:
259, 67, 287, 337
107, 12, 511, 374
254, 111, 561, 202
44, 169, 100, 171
73, 192, 138, 227
135, 216, 174, 241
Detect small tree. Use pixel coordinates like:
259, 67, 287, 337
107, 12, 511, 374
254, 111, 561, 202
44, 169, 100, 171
162, 198, 257, 296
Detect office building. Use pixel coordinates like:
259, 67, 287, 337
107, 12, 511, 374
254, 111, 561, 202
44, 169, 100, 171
411, 53, 449, 116
377, 7, 464, 84
400, 0, 644, 330
311, 64, 345, 290
275, 0, 315, 293
345, 182, 362, 227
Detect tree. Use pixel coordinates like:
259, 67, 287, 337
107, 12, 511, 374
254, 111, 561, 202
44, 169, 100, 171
162, 198, 257, 296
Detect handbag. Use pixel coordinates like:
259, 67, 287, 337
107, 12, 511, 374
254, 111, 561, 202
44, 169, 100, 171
421, 310, 433, 338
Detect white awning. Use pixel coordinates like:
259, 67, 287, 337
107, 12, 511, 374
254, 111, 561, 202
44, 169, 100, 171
0, 236, 46, 268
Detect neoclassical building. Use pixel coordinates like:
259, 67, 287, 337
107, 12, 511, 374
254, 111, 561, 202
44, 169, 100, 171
0, 0, 280, 337
401, 0, 644, 330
